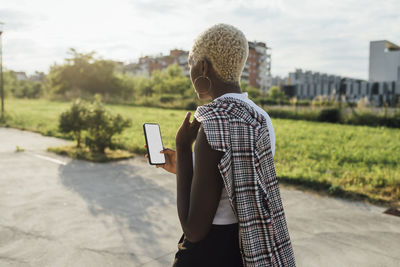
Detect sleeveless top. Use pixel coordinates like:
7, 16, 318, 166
212, 93, 275, 225
194, 96, 296, 267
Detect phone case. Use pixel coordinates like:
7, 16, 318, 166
143, 123, 166, 165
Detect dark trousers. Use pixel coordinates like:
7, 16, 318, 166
172, 223, 244, 267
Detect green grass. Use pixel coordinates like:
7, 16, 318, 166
2, 98, 399, 207
273, 120, 400, 206
106, 103, 189, 153
0, 99, 70, 137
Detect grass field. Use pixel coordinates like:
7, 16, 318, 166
2, 98, 399, 207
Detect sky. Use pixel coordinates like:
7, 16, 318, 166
0, 0, 399, 80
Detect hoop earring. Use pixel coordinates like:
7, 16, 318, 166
194, 75, 212, 93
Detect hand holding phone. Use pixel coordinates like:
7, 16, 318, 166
143, 123, 166, 165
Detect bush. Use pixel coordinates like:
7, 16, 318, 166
317, 108, 341, 123
159, 94, 179, 103
58, 97, 131, 153
4, 71, 45, 99
268, 86, 288, 103
85, 98, 131, 153
311, 95, 336, 107
243, 86, 261, 99
185, 101, 198, 111
296, 99, 311, 106
255, 97, 290, 106
263, 106, 400, 128
59, 99, 88, 147
265, 108, 320, 121
346, 112, 400, 128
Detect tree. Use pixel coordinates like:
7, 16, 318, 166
243, 86, 261, 99
135, 75, 153, 97
150, 69, 167, 95
240, 80, 262, 99
48, 48, 121, 98
3, 71, 17, 98
268, 86, 288, 103
115, 73, 137, 102
3, 70, 44, 98
149, 64, 191, 96
166, 63, 184, 78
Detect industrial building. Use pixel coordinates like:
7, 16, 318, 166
369, 40, 400, 82
276, 40, 400, 106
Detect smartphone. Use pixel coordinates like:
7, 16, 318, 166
143, 123, 166, 165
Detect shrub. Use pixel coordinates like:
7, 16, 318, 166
159, 94, 179, 103
243, 86, 261, 99
85, 98, 131, 153
357, 96, 371, 109
268, 86, 288, 104
255, 97, 290, 106
317, 108, 342, 123
185, 101, 198, 111
296, 99, 311, 106
346, 112, 400, 128
59, 99, 88, 147
311, 95, 336, 107
265, 108, 320, 121
59, 97, 131, 153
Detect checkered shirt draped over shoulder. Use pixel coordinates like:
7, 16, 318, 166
194, 97, 296, 267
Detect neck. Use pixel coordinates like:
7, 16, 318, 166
210, 82, 242, 100
204, 65, 242, 100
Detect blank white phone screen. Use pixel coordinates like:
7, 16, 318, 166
144, 124, 165, 164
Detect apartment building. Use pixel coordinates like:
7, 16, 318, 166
242, 41, 272, 93
123, 49, 189, 78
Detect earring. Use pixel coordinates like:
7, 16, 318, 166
194, 75, 212, 93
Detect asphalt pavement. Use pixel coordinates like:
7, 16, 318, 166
0, 127, 399, 267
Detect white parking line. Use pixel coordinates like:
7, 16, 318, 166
31, 153, 67, 165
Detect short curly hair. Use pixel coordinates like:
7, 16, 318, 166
189, 23, 249, 85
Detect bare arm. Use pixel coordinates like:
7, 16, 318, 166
176, 126, 224, 243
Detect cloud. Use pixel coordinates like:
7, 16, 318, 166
131, 0, 181, 15
0, 9, 39, 31
0, 0, 399, 79
233, 6, 283, 22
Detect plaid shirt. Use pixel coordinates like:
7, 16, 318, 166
194, 97, 296, 267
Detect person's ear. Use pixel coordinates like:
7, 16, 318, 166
201, 59, 208, 77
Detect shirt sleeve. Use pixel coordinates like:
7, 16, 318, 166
265, 114, 275, 157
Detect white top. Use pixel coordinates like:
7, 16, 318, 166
211, 92, 275, 225
215, 92, 275, 157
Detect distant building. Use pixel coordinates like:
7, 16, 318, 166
286, 69, 343, 99
123, 49, 189, 78
15, 72, 28, 81
29, 71, 46, 82
124, 42, 272, 92
283, 68, 400, 106
242, 41, 272, 93
369, 40, 400, 82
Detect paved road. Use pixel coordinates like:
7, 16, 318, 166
0, 127, 399, 267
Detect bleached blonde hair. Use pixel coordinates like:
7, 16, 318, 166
189, 23, 249, 85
